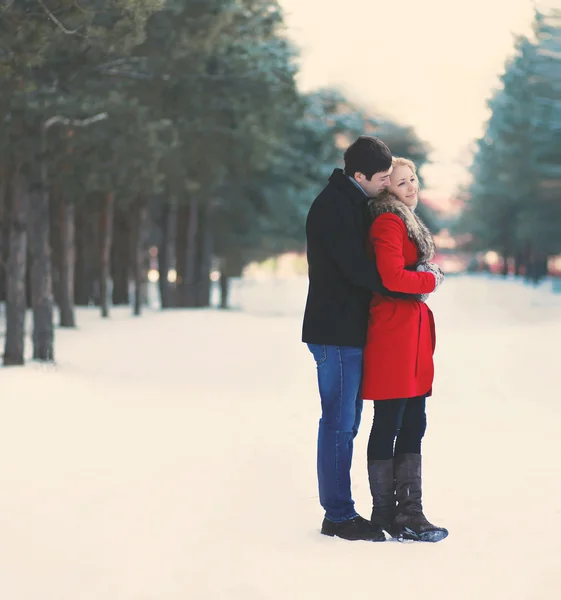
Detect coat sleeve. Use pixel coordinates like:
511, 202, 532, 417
370, 213, 437, 294
314, 196, 384, 293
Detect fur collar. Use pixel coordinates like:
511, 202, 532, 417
368, 191, 435, 262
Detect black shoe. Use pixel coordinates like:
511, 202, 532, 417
321, 515, 386, 542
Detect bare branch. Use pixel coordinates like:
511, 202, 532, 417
36, 0, 82, 35
96, 58, 145, 70
95, 59, 166, 81
96, 67, 158, 81
43, 112, 108, 131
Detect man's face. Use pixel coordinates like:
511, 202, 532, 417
354, 168, 392, 198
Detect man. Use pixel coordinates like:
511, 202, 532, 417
302, 136, 393, 541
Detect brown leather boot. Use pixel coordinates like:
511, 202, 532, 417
393, 453, 448, 543
367, 459, 395, 537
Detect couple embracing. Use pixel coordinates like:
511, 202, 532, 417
302, 136, 448, 543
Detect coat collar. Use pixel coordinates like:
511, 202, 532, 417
328, 168, 369, 205
368, 192, 435, 262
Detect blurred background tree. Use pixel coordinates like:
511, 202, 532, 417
454, 9, 560, 281
0, 0, 470, 364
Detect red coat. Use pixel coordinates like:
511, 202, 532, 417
362, 213, 437, 401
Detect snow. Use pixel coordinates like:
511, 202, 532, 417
1, 274, 560, 599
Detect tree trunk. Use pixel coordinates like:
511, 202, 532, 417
133, 196, 148, 316
58, 197, 76, 327
74, 204, 97, 306
219, 254, 243, 311
74, 205, 87, 305
0, 159, 9, 304
49, 187, 62, 312
538, 255, 549, 281
514, 251, 524, 277
528, 253, 548, 285
522, 242, 532, 282
184, 198, 199, 307
25, 251, 33, 309
27, 163, 54, 362
111, 208, 130, 306
522, 242, 546, 284
196, 202, 213, 307
219, 272, 230, 309
4, 166, 28, 366
158, 198, 176, 309
176, 198, 202, 308
501, 253, 509, 277
175, 204, 188, 307
99, 192, 115, 318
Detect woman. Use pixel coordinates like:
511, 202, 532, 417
362, 156, 448, 543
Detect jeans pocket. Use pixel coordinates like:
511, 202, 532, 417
307, 343, 327, 365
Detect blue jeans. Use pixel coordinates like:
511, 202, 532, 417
308, 344, 363, 523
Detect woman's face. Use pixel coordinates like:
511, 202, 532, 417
388, 165, 419, 209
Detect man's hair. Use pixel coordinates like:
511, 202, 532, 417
343, 136, 392, 180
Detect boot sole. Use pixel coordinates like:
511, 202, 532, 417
398, 527, 449, 543
321, 530, 386, 542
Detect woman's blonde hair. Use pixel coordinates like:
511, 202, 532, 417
392, 156, 417, 175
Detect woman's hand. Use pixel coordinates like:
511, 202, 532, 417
416, 262, 445, 291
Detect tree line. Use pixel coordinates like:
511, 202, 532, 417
0, 0, 430, 366
455, 9, 560, 281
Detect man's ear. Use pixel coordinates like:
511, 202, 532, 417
354, 172, 364, 183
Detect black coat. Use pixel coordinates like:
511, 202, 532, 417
302, 168, 385, 347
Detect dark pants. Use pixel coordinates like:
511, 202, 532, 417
307, 344, 363, 523
367, 396, 427, 461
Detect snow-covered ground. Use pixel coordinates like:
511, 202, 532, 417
1, 275, 560, 599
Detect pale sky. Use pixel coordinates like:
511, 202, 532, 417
279, 0, 538, 198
